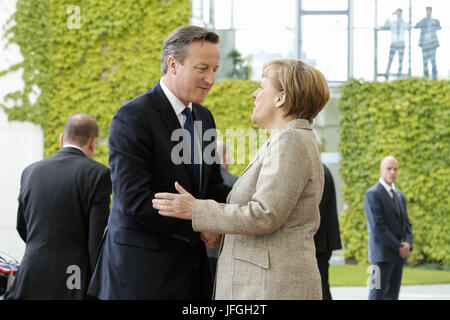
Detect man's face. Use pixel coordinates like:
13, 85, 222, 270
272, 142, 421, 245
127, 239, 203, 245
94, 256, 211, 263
380, 158, 398, 186
171, 40, 220, 105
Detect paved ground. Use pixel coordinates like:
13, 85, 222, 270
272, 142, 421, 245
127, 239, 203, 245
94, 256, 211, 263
331, 284, 450, 300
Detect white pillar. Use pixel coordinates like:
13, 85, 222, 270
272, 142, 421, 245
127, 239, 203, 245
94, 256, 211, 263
0, 0, 44, 262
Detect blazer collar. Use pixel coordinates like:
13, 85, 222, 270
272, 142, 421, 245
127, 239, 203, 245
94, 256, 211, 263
240, 139, 270, 177
159, 78, 193, 116
150, 81, 203, 195
376, 182, 404, 218
276, 118, 311, 133
239, 119, 311, 177
58, 146, 87, 157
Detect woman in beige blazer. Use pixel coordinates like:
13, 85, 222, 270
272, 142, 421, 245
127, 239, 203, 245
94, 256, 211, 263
153, 59, 330, 299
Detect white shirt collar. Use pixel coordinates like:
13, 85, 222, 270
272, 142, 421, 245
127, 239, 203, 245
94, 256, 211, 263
379, 177, 395, 194
159, 78, 192, 116
62, 144, 86, 155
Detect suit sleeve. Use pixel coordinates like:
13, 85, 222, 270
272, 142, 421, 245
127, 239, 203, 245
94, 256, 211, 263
16, 172, 27, 242
88, 168, 112, 268
323, 166, 342, 250
192, 130, 312, 235
16, 194, 27, 242
364, 190, 401, 253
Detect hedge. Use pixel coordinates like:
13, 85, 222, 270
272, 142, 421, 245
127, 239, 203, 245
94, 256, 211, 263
338, 78, 450, 265
1, 0, 191, 166
203, 79, 264, 176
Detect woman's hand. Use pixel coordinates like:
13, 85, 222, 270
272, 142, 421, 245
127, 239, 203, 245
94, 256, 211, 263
152, 182, 195, 220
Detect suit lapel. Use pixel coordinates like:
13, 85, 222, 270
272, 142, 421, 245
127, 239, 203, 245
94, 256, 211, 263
192, 104, 209, 196
377, 183, 403, 223
239, 119, 310, 176
151, 82, 196, 193
152, 82, 182, 140
240, 139, 270, 177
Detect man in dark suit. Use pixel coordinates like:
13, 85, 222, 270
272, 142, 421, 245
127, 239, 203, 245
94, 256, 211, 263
88, 26, 231, 300
365, 156, 413, 300
6, 114, 112, 300
314, 163, 342, 300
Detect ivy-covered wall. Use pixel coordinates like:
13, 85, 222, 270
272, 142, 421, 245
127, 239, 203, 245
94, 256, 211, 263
1, 0, 191, 166
339, 78, 450, 265
203, 79, 263, 176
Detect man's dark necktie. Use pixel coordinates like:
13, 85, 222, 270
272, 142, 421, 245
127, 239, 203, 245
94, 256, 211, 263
182, 107, 200, 191
391, 189, 402, 220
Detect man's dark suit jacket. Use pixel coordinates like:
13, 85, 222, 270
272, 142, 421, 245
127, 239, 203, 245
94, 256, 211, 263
314, 163, 342, 300
314, 164, 342, 254
6, 147, 111, 300
88, 81, 231, 299
364, 182, 413, 264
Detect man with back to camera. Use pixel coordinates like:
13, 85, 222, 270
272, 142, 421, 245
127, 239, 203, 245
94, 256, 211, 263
87, 25, 231, 300
364, 156, 413, 300
6, 114, 112, 300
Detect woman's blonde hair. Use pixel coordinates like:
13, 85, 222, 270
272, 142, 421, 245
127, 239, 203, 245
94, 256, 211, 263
262, 59, 330, 123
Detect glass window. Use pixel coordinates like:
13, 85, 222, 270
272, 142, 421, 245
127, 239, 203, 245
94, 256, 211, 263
214, 0, 232, 29
301, 15, 348, 81
233, 0, 296, 30
302, 0, 348, 11
353, 29, 374, 80
354, 0, 375, 29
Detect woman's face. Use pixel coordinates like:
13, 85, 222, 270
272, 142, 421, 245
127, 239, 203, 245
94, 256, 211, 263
251, 77, 280, 128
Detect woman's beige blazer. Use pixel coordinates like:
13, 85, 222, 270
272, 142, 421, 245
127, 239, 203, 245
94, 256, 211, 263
192, 119, 324, 299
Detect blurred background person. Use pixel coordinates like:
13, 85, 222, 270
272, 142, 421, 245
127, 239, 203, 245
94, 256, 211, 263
313, 133, 342, 300
384, 9, 409, 79
6, 114, 111, 300
216, 141, 238, 187
415, 7, 441, 80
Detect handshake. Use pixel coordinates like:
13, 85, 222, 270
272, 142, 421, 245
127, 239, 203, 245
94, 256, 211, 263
200, 232, 222, 249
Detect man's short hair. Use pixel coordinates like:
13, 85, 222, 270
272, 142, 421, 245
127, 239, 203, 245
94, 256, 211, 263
63, 113, 99, 146
161, 25, 219, 75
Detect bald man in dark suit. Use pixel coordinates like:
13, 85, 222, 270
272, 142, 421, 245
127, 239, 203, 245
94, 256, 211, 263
365, 156, 413, 300
6, 114, 111, 300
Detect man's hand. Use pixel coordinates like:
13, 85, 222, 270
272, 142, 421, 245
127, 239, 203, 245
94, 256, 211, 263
399, 242, 411, 258
153, 182, 195, 220
201, 232, 222, 248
